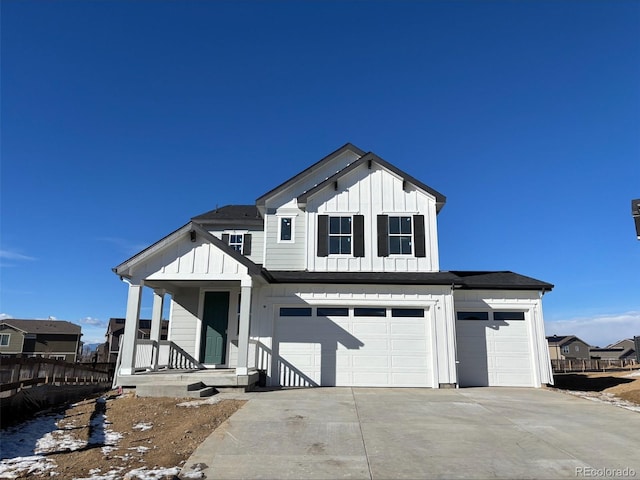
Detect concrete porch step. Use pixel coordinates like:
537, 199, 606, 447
136, 382, 216, 398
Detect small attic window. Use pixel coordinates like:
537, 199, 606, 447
279, 217, 294, 242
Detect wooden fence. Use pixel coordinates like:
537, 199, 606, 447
0, 357, 111, 395
551, 358, 639, 373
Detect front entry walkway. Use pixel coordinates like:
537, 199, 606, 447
180, 387, 640, 479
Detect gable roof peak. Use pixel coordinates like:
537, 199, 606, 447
297, 150, 446, 211
256, 143, 366, 207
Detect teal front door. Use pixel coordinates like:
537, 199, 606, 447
201, 291, 230, 364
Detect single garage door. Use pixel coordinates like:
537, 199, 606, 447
273, 306, 433, 387
455, 311, 534, 387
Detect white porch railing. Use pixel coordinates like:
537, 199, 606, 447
112, 340, 205, 388
135, 340, 205, 371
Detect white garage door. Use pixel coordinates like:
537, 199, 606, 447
456, 311, 533, 387
273, 306, 433, 387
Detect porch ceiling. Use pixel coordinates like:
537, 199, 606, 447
143, 279, 244, 291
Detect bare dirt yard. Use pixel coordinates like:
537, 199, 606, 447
1, 390, 246, 479
551, 368, 640, 409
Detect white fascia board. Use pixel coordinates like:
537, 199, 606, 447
113, 223, 194, 279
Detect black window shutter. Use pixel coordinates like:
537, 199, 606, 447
222, 233, 230, 245
317, 215, 329, 257
413, 215, 426, 258
377, 215, 389, 257
353, 215, 365, 257
243, 234, 252, 255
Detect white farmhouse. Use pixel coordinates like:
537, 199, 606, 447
113, 144, 554, 393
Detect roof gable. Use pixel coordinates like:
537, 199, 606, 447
255, 143, 365, 208
297, 152, 446, 212
113, 222, 263, 280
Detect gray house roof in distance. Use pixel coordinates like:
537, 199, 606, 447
265, 270, 553, 291
546, 335, 590, 347
191, 205, 263, 227
0, 319, 81, 335
297, 152, 447, 213
256, 143, 366, 206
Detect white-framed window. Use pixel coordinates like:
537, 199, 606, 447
562, 345, 570, 354
329, 216, 352, 254
228, 234, 244, 252
575, 345, 579, 352
388, 216, 413, 254
279, 217, 294, 242
0, 334, 10, 346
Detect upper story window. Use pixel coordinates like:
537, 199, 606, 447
562, 345, 570, 354
329, 216, 352, 254
279, 217, 293, 242
388, 216, 413, 254
377, 214, 426, 258
317, 215, 364, 257
222, 232, 252, 255
0, 334, 10, 346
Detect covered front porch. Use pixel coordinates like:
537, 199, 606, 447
112, 223, 266, 395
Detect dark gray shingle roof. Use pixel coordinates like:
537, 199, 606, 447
0, 319, 81, 335
191, 205, 263, 226
264, 270, 553, 291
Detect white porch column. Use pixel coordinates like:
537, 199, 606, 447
150, 289, 165, 371
120, 281, 143, 376
236, 278, 253, 376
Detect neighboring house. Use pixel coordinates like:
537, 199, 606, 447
0, 319, 82, 362
546, 335, 591, 360
589, 338, 637, 361
632, 199, 640, 239
104, 318, 169, 363
113, 143, 555, 389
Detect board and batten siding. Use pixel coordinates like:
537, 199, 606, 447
132, 235, 250, 282
205, 229, 265, 266
306, 164, 440, 272
264, 208, 306, 270
264, 150, 362, 210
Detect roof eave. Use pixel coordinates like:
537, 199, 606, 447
256, 143, 366, 207
297, 152, 447, 212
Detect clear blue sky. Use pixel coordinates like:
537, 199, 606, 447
2, 1, 639, 347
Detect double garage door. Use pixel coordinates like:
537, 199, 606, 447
455, 311, 534, 387
274, 306, 433, 387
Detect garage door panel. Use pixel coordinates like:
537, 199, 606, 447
352, 372, 390, 386
352, 322, 388, 336
353, 356, 389, 368
390, 322, 425, 336
275, 309, 432, 388
392, 339, 427, 351
392, 355, 430, 368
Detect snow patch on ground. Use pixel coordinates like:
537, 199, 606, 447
0, 455, 58, 479
563, 389, 640, 412
122, 466, 181, 479
132, 422, 153, 431
624, 369, 640, 378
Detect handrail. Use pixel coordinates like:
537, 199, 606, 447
133, 340, 205, 372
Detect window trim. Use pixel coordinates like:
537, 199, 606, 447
328, 215, 353, 256
562, 345, 570, 354
277, 216, 295, 243
388, 215, 413, 255
0, 333, 10, 346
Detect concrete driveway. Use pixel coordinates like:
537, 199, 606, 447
180, 388, 640, 479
